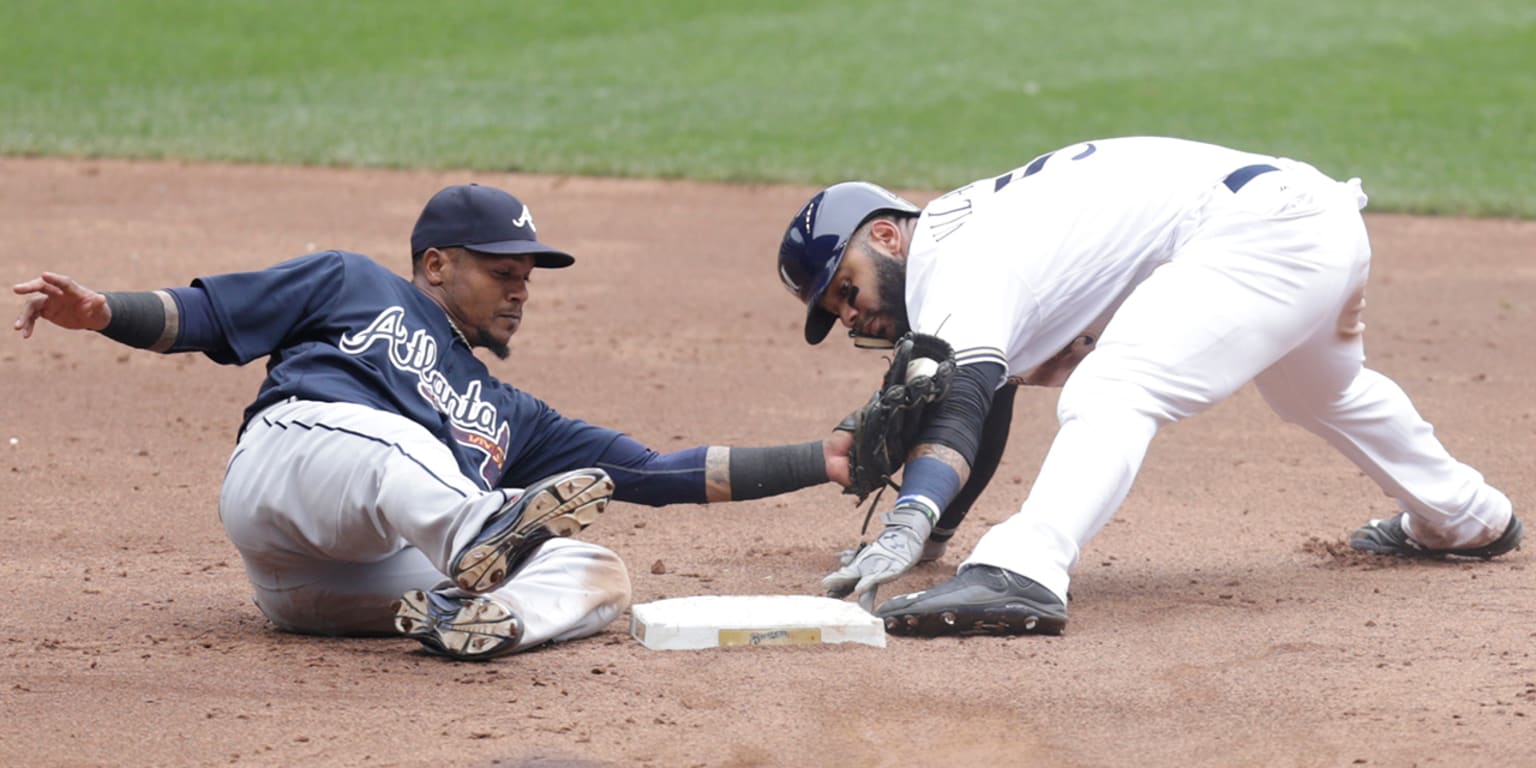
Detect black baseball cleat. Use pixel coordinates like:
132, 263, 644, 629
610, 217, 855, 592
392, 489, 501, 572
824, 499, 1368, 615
1349, 512, 1522, 559
449, 468, 614, 594
394, 587, 523, 661
875, 565, 1068, 637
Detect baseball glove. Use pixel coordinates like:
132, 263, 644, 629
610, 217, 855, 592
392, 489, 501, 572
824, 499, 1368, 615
839, 332, 958, 504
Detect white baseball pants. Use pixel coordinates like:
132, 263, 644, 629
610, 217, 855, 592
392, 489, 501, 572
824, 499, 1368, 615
218, 399, 630, 649
965, 164, 1513, 604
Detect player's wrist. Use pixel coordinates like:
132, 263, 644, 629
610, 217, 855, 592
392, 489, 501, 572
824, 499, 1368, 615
886, 497, 939, 542
896, 455, 962, 519
726, 441, 827, 501
892, 495, 939, 525
99, 290, 175, 350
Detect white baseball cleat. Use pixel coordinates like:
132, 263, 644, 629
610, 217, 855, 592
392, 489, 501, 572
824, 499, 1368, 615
394, 587, 523, 661
449, 468, 614, 594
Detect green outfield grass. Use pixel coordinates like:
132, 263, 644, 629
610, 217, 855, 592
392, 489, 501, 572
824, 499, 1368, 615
2, 1, 1533, 216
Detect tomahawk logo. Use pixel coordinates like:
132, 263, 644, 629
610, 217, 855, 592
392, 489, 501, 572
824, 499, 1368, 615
511, 206, 536, 233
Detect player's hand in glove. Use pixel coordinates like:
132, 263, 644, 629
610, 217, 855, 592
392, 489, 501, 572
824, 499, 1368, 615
822, 502, 936, 613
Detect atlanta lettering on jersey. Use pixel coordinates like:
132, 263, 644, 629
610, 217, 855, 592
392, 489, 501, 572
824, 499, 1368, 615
339, 307, 512, 471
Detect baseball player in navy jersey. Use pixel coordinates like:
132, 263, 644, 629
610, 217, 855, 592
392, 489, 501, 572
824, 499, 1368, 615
777, 136, 1521, 636
14, 183, 847, 660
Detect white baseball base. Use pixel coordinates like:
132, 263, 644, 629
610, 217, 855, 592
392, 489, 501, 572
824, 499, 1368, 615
630, 595, 887, 650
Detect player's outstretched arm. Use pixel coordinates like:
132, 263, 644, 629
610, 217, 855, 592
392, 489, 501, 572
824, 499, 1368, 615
12, 272, 111, 338
700, 432, 849, 503
593, 432, 849, 507
14, 274, 206, 354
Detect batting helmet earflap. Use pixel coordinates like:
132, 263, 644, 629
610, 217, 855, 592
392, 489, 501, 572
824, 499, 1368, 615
777, 181, 920, 345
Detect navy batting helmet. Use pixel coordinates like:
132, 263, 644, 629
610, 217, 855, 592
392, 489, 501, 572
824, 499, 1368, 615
777, 181, 920, 344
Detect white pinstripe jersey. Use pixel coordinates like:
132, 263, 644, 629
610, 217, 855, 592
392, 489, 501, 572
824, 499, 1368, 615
903, 136, 1278, 383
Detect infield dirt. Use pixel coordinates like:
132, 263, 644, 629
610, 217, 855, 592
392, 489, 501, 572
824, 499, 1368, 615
3, 157, 1533, 767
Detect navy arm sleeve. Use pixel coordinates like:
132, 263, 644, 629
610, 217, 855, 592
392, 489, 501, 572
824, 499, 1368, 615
165, 286, 231, 354
594, 436, 710, 507
495, 413, 710, 506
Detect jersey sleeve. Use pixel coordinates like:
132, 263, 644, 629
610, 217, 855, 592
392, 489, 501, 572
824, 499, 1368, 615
590, 436, 709, 506
909, 222, 1037, 373
494, 399, 630, 490
191, 251, 349, 366
492, 394, 715, 505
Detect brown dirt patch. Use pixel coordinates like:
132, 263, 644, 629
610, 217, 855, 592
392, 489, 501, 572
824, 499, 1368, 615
3, 156, 1533, 767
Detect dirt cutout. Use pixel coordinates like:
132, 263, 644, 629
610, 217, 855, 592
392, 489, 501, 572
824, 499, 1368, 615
2, 157, 1532, 767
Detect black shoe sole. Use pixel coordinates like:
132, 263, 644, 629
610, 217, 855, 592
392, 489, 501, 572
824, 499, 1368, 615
1350, 513, 1522, 560
394, 589, 522, 661
882, 605, 1067, 637
450, 468, 614, 594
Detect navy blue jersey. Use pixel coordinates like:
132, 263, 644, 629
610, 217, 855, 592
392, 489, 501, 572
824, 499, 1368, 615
194, 251, 624, 490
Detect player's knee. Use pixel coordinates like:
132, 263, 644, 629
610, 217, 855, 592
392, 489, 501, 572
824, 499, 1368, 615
1256, 367, 1391, 427
589, 547, 633, 612
1256, 387, 1317, 427
541, 538, 633, 610
1057, 374, 1179, 431
531, 540, 632, 645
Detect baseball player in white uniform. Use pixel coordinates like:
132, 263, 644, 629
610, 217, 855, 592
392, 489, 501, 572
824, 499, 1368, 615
776, 136, 1521, 636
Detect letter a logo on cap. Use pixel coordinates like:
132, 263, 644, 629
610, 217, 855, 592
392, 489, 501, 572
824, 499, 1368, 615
512, 207, 536, 233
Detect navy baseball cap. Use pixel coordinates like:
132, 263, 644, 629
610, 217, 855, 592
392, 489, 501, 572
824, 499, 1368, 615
411, 184, 574, 268
777, 181, 919, 344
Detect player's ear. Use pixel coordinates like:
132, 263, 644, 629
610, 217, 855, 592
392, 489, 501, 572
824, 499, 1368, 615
866, 219, 903, 257
418, 247, 452, 286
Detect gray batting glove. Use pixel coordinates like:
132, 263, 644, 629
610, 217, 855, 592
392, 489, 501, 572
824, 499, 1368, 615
918, 536, 949, 563
822, 503, 935, 613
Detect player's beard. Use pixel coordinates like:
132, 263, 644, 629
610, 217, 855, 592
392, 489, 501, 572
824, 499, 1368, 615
473, 327, 511, 360
872, 252, 911, 338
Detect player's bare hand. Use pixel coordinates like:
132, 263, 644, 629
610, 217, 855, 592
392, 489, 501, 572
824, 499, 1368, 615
11, 272, 110, 338
823, 429, 852, 488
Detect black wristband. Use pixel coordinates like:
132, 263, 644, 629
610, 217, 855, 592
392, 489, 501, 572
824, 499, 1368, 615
99, 291, 172, 350
727, 441, 827, 501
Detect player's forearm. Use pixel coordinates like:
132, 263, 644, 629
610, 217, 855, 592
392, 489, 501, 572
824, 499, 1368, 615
892, 361, 995, 518
706, 442, 829, 503
599, 439, 830, 506
98, 286, 225, 354
99, 290, 179, 351
913, 443, 971, 487
935, 385, 1015, 536
896, 445, 971, 521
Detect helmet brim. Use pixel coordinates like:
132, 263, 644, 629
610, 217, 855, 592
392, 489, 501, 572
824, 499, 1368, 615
803, 304, 838, 344
799, 243, 845, 344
